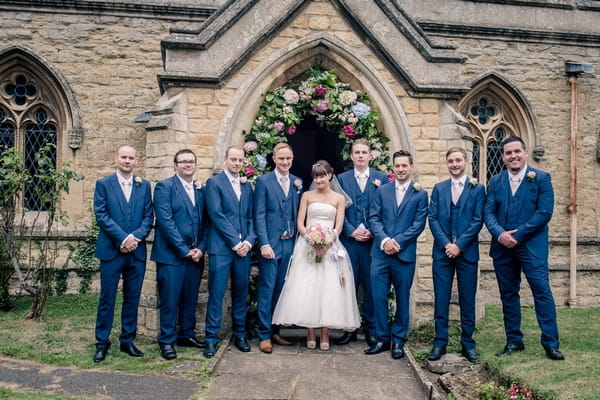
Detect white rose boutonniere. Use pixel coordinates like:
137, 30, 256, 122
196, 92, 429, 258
239, 176, 248, 184
194, 180, 203, 190
527, 171, 536, 182
469, 178, 478, 187
134, 176, 142, 186
412, 182, 421, 192
294, 179, 303, 193
372, 179, 381, 188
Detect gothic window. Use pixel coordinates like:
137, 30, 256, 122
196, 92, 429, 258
459, 75, 539, 185
0, 71, 59, 211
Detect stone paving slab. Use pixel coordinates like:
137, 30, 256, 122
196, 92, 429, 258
203, 329, 430, 400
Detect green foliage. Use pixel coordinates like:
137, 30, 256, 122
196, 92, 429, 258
72, 216, 99, 294
242, 65, 391, 182
0, 235, 13, 310
0, 143, 83, 319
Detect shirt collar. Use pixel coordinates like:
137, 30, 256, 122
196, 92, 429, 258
176, 174, 193, 189
224, 170, 239, 183
116, 172, 132, 185
354, 168, 369, 179
274, 169, 288, 181
395, 180, 411, 191
451, 175, 467, 186
509, 164, 528, 182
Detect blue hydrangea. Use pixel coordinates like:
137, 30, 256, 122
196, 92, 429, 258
256, 154, 267, 170
351, 102, 370, 119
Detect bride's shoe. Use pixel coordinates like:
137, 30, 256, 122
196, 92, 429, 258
307, 340, 316, 349
320, 341, 330, 351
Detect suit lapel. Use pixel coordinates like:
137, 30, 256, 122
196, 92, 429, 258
221, 172, 239, 204
111, 174, 128, 214
174, 176, 196, 217
396, 183, 412, 215
457, 179, 472, 215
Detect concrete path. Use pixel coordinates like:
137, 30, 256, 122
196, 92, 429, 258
204, 329, 433, 400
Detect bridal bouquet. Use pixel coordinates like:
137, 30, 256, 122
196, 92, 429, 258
305, 224, 335, 263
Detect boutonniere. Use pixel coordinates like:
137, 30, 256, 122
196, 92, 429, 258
469, 177, 478, 187
372, 179, 381, 188
194, 179, 203, 190
527, 171, 536, 182
134, 176, 142, 186
294, 179, 303, 193
239, 176, 248, 184
412, 182, 421, 192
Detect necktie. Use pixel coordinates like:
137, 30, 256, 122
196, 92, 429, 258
121, 181, 132, 202
510, 176, 520, 195
185, 183, 195, 206
396, 185, 406, 206
232, 178, 241, 200
357, 174, 367, 192
280, 175, 289, 196
452, 181, 462, 205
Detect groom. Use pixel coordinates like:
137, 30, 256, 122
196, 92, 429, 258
254, 143, 302, 353
367, 150, 428, 360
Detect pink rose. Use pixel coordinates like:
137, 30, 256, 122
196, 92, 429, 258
273, 121, 285, 132
312, 98, 329, 113
244, 165, 254, 177
286, 125, 296, 135
342, 125, 356, 138
314, 84, 328, 97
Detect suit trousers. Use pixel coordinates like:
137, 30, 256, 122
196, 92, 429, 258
205, 253, 250, 344
95, 253, 145, 349
493, 246, 559, 349
157, 259, 204, 345
432, 257, 477, 349
343, 238, 376, 334
256, 239, 294, 340
371, 255, 415, 345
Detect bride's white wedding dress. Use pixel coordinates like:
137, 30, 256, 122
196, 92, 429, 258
272, 202, 360, 330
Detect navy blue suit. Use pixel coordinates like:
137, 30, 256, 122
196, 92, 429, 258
484, 167, 559, 349
428, 177, 485, 349
338, 168, 388, 336
94, 173, 153, 350
254, 172, 301, 340
204, 172, 256, 344
151, 175, 208, 346
369, 182, 428, 345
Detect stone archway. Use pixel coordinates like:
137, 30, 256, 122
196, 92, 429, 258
213, 33, 413, 173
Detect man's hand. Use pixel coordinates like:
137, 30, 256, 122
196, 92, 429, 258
260, 245, 275, 260
383, 238, 400, 255
120, 235, 140, 253
445, 243, 461, 259
235, 242, 251, 258
351, 228, 373, 242
188, 248, 203, 262
499, 229, 518, 248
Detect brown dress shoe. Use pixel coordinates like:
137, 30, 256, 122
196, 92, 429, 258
271, 334, 293, 346
259, 339, 273, 354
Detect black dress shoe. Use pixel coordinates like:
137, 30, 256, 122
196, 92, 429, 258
203, 342, 217, 358
545, 347, 565, 360
426, 345, 447, 361
461, 347, 480, 363
335, 331, 357, 346
160, 344, 177, 360
366, 334, 377, 347
120, 342, 144, 357
93, 347, 109, 363
496, 343, 525, 357
364, 341, 391, 355
391, 343, 405, 359
176, 337, 207, 348
233, 337, 251, 352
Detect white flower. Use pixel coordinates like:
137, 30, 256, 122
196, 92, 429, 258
412, 182, 421, 192
527, 171, 536, 181
195, 180, 203, 189
372, 179, 381, 188
134, 176, 142, 186
371, 150, 381, 159
469, 178, 478, 186
243, 141, 257, 151
339, 90, 357, 106
294, 179, 303, 192
239, 176, 248, 184
283, 89, 299, 104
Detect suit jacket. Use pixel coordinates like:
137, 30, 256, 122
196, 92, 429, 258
484, 166, 553, 259
428, 178, 486, 263
254, 171, 301, 253
206, 171, 256, 255
94, 173, 153, 262
369, 181, 428, 263
337, 168, 388, 239
151, 175, 208, 265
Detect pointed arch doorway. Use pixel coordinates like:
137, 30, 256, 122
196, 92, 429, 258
285, 116, 346, 185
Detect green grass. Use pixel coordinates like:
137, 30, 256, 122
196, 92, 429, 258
409, 305, 600, 400
0, 294, 213, 375
0, 388, 87, 400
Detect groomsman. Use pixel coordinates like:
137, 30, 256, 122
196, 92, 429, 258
484, 137, 563, 360
367, 150, 428, 359
254, 143, 302, 353
204, 145, 256, 358
427, 147, 485, 363
336, 139, 387, 346
93, 146, 153, 362
151, 149, 209, 360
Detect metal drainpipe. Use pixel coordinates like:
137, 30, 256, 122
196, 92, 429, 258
567, 74, 578, 307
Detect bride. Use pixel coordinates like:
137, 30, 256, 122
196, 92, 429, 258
272, 160, 360, 350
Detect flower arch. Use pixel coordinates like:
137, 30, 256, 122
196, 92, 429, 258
241, 66, 391, 182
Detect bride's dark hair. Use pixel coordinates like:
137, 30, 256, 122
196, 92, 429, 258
311, 160, 334, 178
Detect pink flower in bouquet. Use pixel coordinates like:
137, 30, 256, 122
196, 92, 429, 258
286, 125, 296, 135
306, 223, 334, 263
273, 121, 285, 132
244, 164, 255, 177
314, 84, 328, 97
342, 124, 356, 138
312, 98, 329, 113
